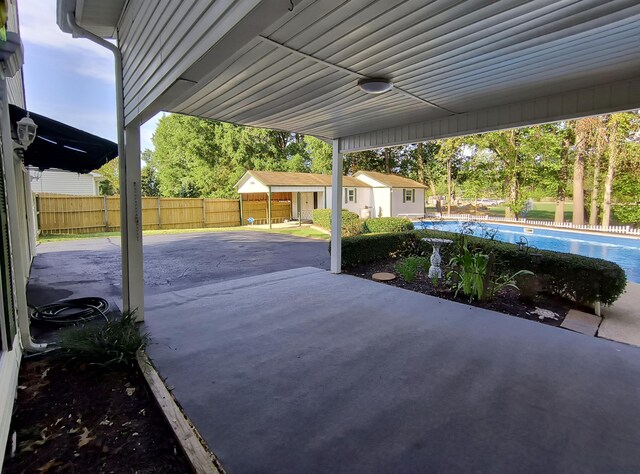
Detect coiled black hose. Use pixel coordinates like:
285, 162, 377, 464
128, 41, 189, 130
30, 297, 110, 325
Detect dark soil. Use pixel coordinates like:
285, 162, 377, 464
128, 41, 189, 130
345, 257, 575, 327
3, 357, 191, 474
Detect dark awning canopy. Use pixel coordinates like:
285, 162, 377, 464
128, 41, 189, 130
9, 105, 118, 174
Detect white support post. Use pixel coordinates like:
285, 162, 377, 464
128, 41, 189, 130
330, 139, 343, 274
120, 123, 144, 321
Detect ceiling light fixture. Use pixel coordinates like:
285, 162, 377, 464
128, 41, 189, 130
357, 78, 393, 94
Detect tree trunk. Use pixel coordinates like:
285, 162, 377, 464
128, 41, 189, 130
384, 148, 391, 174
416, 143, 425, 184
572, 122, 588, 225
555, 137, 570, 223
589, 154, 602, 225
508, 177, 518, 220
504, 130, 518, 219
589, 119, 606, 225
446, 158, 452, 215
602, 120, 618, 227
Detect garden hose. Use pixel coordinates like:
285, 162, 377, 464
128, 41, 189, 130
30, 297, 110, 325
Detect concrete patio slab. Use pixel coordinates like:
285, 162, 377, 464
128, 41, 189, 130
599, 282, 640, 347
145, 267, 640, 474
561, 309, 602, 336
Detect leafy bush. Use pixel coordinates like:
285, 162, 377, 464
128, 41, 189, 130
395, 256, 430, 282
59, 311, 148, 367
339, 232, 410, 266
363, 217, 414, 233
312, 209, 363, 236
447, 244, 490, 300
612, 204, 640, 227
339, 229, 627, 305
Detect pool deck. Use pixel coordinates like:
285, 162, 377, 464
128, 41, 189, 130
599, 282, 640, 347
144, 267, 640, 473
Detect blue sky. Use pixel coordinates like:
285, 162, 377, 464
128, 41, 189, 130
19, 1, 159, 151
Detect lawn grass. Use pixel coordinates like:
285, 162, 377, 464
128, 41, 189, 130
487, 202, 574, 221
37, 225, 329, 243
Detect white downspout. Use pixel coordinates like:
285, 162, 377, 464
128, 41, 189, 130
65, 12, 135, 314
64, 13, 124, 172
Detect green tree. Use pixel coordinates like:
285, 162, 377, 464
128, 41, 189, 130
96, 158, 119, 195
305, 136, 332, 174
141, 149, 160, 196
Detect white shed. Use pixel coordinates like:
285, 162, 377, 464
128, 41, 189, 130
236, 170, 427, 224
354, 171, 427, 218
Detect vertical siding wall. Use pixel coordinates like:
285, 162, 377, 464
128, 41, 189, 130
118, 0, 260, 123
30, 170, 98, 196
36, 194, 292, 234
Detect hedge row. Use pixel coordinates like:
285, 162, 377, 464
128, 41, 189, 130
336, 230, 627, 305
312, 209, 413, 235
363, 217, 414, 233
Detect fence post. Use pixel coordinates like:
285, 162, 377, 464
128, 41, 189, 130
103, 195, 109, 232
157, 197, 162, 230
202, 198, 206, 228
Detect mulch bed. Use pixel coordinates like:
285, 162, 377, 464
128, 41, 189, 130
345, 257, 574, 327
3, 357, 191, 474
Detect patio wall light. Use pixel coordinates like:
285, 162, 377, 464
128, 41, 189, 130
358, 78, 393, 94
15, 114, 37, 150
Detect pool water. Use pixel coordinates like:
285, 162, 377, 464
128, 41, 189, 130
414, 220, 640, 283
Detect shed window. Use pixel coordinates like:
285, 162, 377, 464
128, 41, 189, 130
403, 189, 415, 203
345, 188, 357, 203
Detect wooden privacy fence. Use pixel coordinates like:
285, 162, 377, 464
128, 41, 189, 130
241, 200, 291, 225
36, 194, 292, 234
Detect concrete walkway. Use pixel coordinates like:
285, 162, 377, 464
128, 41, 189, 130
145, 267, 640, 474
599, 282, 640, 346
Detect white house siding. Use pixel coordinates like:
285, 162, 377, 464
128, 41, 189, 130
237, 178, 268, 194
371, 188, 391, 218
30, 170, 99, 196
0, 1, 27, 468
0, 335, 21, 470
117, 0, 261, 124
6, 3, 24, 109
392, 188, 426, 217
324, 187, 372, 217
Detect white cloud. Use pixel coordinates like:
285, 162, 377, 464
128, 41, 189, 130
20, 1, 114, 83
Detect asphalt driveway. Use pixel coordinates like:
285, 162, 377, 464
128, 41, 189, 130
27, 231, 329, 307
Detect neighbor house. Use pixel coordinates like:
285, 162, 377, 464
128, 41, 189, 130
236, 170, 427, 223
29, 167, 103, 196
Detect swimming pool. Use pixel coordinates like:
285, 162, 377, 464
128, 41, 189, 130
414, 220, 640, 283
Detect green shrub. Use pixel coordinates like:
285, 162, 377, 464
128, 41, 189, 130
339, 230, 627, 305
612, 204, 640, 227
395, 256, 430, 282
59, 311, 149, 367
363, 217, 414, 233
312, 209, 363, 236
448, 244, 490, 300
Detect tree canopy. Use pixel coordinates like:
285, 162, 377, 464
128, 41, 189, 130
96, 111, 640, 227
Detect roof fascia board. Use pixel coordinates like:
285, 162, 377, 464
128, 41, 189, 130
339, 76, 640, 153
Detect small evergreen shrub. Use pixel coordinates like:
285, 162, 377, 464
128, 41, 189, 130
312, 209, 363, 236
338, 230, 627, 305
363, 217, 414, 233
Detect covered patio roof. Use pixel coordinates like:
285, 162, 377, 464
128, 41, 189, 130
55, 0, 640, 314
59, 1, 640, 152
